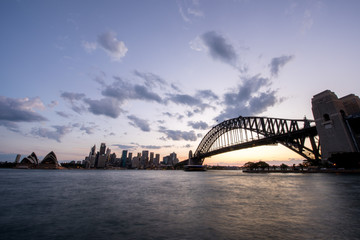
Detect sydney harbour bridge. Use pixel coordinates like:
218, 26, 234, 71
182, 116, 321, 166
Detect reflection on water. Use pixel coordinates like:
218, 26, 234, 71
1, 169, 360, 239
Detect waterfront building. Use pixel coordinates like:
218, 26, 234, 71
131, 156, 141, 169
141, 150, 149, 168
149, 152, 154, 167
127, 152, 133, 168
162, 155, 169, 165
88, 144, 96, 168
312, 90, 360, 161
100, 143, 106, 155
97, 155, 107, 168
20, 152, 39, 166
39, 151, 60, 168
170, 152, 179, 165
17, 151, 60, 169
15, 154, 21, 164
121, 150, 128, 167
154, 154, 160, 167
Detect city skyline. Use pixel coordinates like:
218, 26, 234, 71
1, 1, 360, 165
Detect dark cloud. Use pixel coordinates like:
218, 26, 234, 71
269, 55, 294, 77
97, 31, 128, 61
197, 89, 219, 100
128, 115, 150, 132
171, 83, 181, 92
0, 96, 47, 123
163, 112, 184, 120
61, 92, 86, 113
80, 125, 95, 134
134, 85, 162, 103
167, 94, 201, 106
61, 92, 85, 101
133, 70, 167, 89
101, 77, 163, 103
0, 121, 20, 132
159, 127, 197, 141
201, 31, 238, 68
31, 125, 71, 142
0, 96, 46, 132
56, 111, 70, 118
216, 75, 280, 121
188, 121, 209, 130
84, 97, 123, 118
112, 144, 137, 150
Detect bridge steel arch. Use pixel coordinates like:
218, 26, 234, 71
192, 116, 321, 165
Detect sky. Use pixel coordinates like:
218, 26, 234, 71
1, 0, 360, 165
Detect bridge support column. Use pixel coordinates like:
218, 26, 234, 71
312, 90, 360, 161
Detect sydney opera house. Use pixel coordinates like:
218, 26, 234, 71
16, 151, 61, 169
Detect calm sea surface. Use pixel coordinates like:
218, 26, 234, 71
1, 169, 360, 240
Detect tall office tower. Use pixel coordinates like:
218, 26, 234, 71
163, 156, 170, 165
127, 152, 133, 168
15, 154, 21, 163
149, 152, 154, 167
155, 154, 160, 167
97, 155, 107, 168
312, 90, 360, 161
169, 152, 178, 165
100, 143, 106, 155
131, 156, 140, 168
90, 145, 96, 156
141, 150, 149, 168
121, 150, 128, 167
109, 153, 116, 164
106, 148, 111, 163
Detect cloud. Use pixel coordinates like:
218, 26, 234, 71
200, 31, 238, 68
0, 96, 47, 127
163, 112, 184, 120
301, 10, 313, 34
134, 85, 163, 103
133, 70, 167, 89
269, 55, 294, 77
188, 121, 209, 130
0, 121, 20, 133
177, 0, 204, 23
167, 93, 201, 106
79, 125, 95, 134
97, 31, 128, 61
31, 125, 71, 142
61, 92, 86, 113
47, 101, 58, 108
56, 111, 70, 118
101, 76, 163, 103
84, 97, 123, 118
61, 92, 85, 101
216, 74, 280, 121
82, 41, 97, 53
196, 89, 219, 100
128, 115, 150, 132
159, 127, 197, 141
112, 144, 137, 150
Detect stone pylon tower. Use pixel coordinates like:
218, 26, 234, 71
311, 90, 360, 161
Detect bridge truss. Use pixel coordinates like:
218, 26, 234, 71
192, 116, 321, 165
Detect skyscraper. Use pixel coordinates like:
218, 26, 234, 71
121, 150, 128, 167
100, 143, 106, 155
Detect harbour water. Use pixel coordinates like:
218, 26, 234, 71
1, 169, 360, 240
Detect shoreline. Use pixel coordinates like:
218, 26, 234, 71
242, 169, 360, 173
